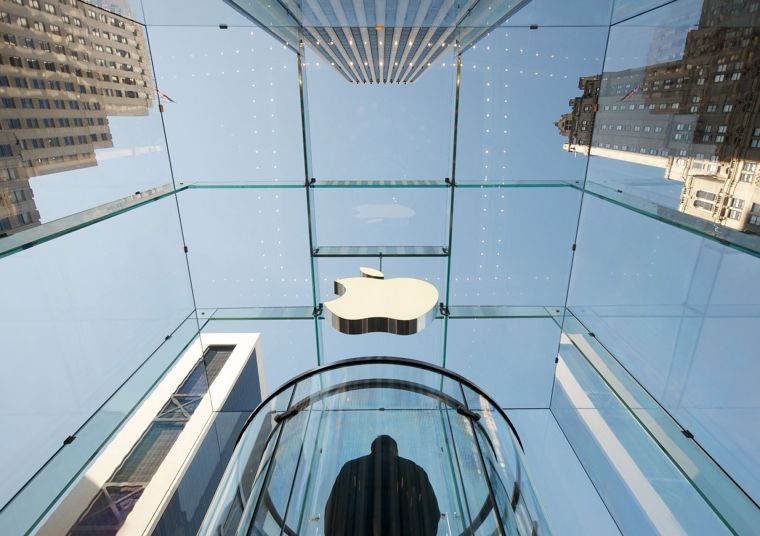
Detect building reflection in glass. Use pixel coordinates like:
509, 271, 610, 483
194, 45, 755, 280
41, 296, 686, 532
557, 0, 760, 237
0, 0, 153, 236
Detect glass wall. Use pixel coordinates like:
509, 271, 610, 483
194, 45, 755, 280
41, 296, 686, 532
0, 0, 758, 533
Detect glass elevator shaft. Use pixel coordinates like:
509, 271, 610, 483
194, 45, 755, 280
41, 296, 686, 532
200, 357, 548, 536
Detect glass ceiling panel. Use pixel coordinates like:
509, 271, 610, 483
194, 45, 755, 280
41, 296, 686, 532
449, 186, 580, 306
456, 26, 608, 183
177, 188, 313, 308
445, 317, 560, 408
140, 0, 257, 26
313, 186, 450, 247
575, 0, 760, 254
148, 26, 304, 182
489, 0, 614, 27
86, 0, 145, 24
0, 1, 171, 239
303, 44, 456, 180
316, 256, 447, 306
610, 0, 675, 24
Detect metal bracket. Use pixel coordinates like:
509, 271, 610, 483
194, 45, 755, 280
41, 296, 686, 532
439, 303, 450, 317
313, 303, 323, 318
274, 406, 299, 423
456, 404, 480, 421
511, 481, 521, 509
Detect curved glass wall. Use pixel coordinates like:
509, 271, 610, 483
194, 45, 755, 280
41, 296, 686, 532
200, 357, 548, 536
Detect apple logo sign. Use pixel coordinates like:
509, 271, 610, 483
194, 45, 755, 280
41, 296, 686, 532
324, 268, 439, 335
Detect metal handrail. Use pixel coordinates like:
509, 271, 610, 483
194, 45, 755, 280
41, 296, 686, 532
235, 356, 523, 451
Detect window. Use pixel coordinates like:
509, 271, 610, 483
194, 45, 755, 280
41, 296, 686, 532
730, 198, 745, 209
740, 162, 756, 182
707, 104, 717, 112
728, 209, 741, 220
714, 74, 725, 82
723, 104, 733, 113
23, 37, 34, 49
13, 77, 27, 88
9, 56, 22, 67
0, 144, 13, 157
716, 135, 725, 143
20, 98, 33, 109
11, 189, 26, 202
696, 191, 717, 201
26, 118, 39, 128
718, 125, 728, 133
7, 119, 21, 129
17, 16, 29, 28
17, 212, 33, 225
694, 199, 713, 210
44, 3, 55, 13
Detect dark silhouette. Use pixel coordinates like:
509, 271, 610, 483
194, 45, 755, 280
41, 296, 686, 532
324, 435, 440, 536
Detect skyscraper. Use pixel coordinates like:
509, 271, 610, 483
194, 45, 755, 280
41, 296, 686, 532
557, 0, 760, 235
0, 0, 153, 235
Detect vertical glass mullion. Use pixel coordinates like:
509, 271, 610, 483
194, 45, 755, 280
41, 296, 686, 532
459, 383, 508, 536
297, 41, 324, 365
238, 386, 297, 535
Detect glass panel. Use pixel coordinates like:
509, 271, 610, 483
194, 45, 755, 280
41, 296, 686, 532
177, 188, 313, 308
578, 0, 760, 253
568, 194, 760, 505
314, 187, 450, 247
457, 27, 608, 183
141, 0, 258, 26
303, 44, 456, 180
0, 184, 180, 259
0, 2, 171, 234
446, 318, 560, 408
200, 319, 318, 396
449, 187, 580, 306
479, 0, 614, 27
560, 312, 760, 534
0, 195, 193, 511
0, 316, 201, 535
551, 340, 733, 535
148, 26, 304, 182
508, 409, 619, 534
611, 0, 673, 24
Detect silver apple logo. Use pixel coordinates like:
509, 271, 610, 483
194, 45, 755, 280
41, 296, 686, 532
324, 268, 439, 335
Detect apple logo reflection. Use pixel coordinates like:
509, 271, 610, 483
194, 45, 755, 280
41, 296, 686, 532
324, 435, 440, 536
